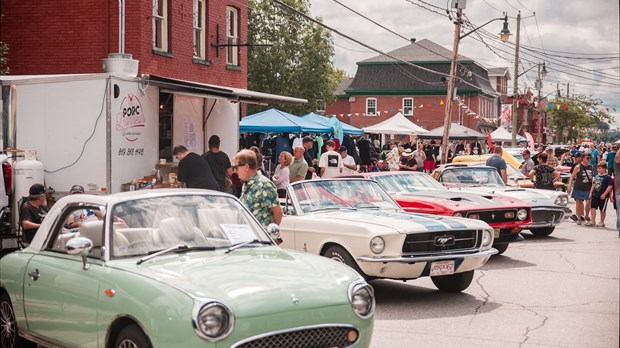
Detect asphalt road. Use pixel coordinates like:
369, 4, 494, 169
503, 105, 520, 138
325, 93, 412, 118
369, 201, 619, 348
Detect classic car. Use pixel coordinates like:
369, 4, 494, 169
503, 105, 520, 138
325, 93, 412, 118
279, 178, 498, 292
341, 172, 532, 255
436, 166, 569, 237
0, 189, 374, 348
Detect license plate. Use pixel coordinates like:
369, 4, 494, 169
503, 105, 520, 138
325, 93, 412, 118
494, 228, 501, 238
430, 260, 455, 276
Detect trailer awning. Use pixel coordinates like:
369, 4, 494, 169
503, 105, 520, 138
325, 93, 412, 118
146, 75, 307, 106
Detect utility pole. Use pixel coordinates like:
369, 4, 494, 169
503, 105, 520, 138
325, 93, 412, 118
567, 82, 570, 98
511, 11, 521, 146
441, 7, 462, 164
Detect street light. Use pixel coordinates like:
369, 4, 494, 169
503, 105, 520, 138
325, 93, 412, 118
440, 3, 511, 164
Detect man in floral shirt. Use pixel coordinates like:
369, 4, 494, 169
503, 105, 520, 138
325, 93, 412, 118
234, 149, 283, 227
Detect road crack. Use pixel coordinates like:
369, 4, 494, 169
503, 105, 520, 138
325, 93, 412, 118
469, 270, 490, 325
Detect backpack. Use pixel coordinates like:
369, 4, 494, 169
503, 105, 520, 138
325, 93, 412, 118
538, 166, 553, 188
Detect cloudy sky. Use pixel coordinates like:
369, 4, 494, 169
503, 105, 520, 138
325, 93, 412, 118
307, 0, 620, 125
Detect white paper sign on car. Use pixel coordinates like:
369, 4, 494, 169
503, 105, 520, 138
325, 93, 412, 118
220, 224, 255, 244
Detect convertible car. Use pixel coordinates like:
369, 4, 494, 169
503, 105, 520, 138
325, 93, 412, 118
0, 189, 374, 348
342, 172, 532, 255
436, 166, 569, 237
279, 179, 498, 292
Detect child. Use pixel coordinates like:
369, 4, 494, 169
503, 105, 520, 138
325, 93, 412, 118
587, 161, 613, 227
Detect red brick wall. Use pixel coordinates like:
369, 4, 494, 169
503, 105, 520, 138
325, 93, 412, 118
1, 0, 247, 88
326, 94, 483, 131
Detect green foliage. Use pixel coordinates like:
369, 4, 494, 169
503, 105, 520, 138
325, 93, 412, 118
247, 0, 345, 115
547, 94, 612, 143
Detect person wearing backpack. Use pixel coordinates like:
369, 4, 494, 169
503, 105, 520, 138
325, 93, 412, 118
528, 152, 560, 191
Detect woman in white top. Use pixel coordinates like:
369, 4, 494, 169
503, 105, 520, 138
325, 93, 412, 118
272, 151, 292, 198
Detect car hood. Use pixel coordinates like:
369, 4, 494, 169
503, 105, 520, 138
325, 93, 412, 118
449, 186, 558, 206
110, 248, 360, 316
300, 209, 491, 233
392, 190, 526, 209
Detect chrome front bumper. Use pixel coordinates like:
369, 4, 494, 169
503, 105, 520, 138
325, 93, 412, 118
530, 207, 565, 228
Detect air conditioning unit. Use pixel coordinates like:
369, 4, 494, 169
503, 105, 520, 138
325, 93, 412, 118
348, 97, 356, 103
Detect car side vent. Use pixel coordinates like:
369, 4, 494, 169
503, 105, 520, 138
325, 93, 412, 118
449, 197, 462, 201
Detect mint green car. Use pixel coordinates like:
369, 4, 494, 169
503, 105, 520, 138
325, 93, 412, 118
0, 189, 374, 348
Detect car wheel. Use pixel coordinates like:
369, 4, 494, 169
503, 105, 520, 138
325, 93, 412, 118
431, 270, 474, 293
323, 245, 367, 279
529, 227, 555, 237
115, 324, 151, 348
493, 243, 509, 255
0, 293, 35, 348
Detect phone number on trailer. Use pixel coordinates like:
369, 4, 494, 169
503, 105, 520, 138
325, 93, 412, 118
117, 148, 145, 156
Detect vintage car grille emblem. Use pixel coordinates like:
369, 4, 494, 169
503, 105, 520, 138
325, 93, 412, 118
491, 213, 496, 220
434, 235, 455, 246
291, 293, 300, 305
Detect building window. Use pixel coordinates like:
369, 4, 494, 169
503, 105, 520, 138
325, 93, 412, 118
193, 0, 207, 59
226, 7, 239, 66
366, 98, 377, 116
316, 100, 326, 113
153, 0, 169, 51
403, 98, 414, 116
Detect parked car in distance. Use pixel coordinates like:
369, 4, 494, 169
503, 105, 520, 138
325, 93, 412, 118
279, 178, 498, 292
0, 189, 374, 348
342, 171, 532, 255
452, 151, 522, 169
435, 166, 569, 237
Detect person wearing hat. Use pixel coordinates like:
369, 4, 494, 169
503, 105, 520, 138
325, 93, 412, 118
19, 183, 49, 243
63, 185, 101, 231
398, 148, 418, 171
520, 149, 535, 176
202, 135, 233, 193
545, 147, 559, 168
339, 146, 357, 175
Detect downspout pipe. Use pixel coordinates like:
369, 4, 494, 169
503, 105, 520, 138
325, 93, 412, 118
118, 0, 125, 55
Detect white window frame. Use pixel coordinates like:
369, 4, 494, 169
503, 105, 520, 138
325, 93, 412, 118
316, 99, 326, 113
402, 97, 414, 116
366, 98, 377, 116
226, 6, 239, 66
153, 0, 169, 51
193, 0, 207, 59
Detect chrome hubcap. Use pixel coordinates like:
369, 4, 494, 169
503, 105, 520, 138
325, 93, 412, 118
0, 300, 17, 348
118, 339, 138, 348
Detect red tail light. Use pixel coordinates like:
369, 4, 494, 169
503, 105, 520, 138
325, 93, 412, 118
2, 161, 12, 195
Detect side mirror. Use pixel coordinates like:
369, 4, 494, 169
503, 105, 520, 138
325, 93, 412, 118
66, 237, 94, 270
266, 223, 279, 236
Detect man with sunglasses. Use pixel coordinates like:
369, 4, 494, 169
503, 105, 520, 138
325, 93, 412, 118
233, 149, 283, 227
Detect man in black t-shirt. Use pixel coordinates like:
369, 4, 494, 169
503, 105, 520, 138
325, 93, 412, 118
20, 183, 49, 243
203, 135, 232, 192
173, 145, 219, 190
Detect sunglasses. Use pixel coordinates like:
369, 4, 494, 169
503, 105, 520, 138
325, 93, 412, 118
232, 163, 246, 170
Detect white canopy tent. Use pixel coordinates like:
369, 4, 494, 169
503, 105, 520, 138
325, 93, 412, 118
490, 126, 527, 143
362, 112, 428, 135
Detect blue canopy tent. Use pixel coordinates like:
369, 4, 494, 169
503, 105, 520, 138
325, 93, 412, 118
301, 112, 364, 135
239, 108, 332, 133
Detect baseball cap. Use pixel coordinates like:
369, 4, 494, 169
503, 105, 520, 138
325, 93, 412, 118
570, 149, 579, 156
522, 149, 530, 155
29, 183, 45, 195
70, 185, 85, 194
573, 152, 583, 158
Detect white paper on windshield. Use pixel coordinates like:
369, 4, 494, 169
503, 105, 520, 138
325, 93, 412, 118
220, 224, 255, 244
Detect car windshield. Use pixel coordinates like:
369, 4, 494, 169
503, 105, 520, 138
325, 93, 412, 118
372, 173, 447, 193
110, 195, 268, 258
441, 167, 506, 188
290, 179, 401, 213
506, 163, 528, 179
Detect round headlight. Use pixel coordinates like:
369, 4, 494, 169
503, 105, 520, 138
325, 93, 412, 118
482, 229, 493, 247
517, 209, 528, 221
556, 196, 568, 206
453, 212, 463, 217
349, 282, 375, 319
370, 236, 385, 254
195, 302, 234, 341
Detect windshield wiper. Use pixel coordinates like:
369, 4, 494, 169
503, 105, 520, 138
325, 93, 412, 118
310, 206, 355, 213
137, 244, 188, 265
225, 239, 272, 254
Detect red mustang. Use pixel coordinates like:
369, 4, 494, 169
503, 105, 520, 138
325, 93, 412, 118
341, 171, 532, 255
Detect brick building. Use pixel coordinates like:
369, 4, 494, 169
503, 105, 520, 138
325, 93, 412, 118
325, 39, 500, 136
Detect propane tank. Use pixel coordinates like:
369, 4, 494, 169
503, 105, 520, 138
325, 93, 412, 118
12, 157, 45, 230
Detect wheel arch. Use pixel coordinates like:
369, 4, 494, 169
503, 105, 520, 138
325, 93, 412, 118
105, 315, 152, 348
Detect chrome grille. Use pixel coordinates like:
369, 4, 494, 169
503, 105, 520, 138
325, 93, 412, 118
532, 209, 564, 224
402, 230, 480, 253
467, 209, 521, 223
233, 326, 358, 348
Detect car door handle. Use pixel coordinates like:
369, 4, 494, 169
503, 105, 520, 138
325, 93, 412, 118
28, 269, 40, 281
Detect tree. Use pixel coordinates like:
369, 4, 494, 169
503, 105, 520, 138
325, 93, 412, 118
546, 94, 612, 143
247, 0, 345, 115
